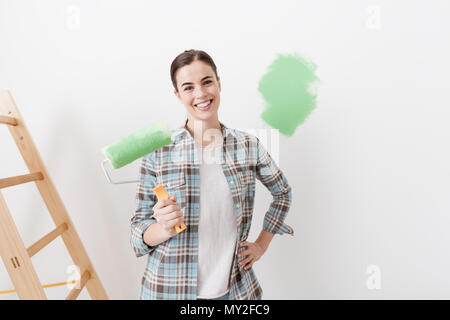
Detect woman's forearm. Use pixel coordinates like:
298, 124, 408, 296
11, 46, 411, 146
255, 229, 275, 252
143, 222, 172, 247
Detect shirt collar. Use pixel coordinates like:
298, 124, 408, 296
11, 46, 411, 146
172, 119, 235, 142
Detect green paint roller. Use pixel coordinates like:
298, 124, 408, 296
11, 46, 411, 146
102, 121, 172, 171
101, 121, 186, 233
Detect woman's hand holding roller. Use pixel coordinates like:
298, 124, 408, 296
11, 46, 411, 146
152, 195, 184, 237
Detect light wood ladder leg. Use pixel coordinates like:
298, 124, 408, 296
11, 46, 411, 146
0, 192, 47, 299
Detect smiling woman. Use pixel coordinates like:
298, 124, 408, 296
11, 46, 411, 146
130, 49, 294, 300
171, 50, 222, 144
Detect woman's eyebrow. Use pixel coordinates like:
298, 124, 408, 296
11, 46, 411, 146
181, 75, 213, 88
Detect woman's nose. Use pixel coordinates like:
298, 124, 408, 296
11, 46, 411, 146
193, 86, 207, 98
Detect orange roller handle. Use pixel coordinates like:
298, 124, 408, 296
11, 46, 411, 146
152, 184, 187, 233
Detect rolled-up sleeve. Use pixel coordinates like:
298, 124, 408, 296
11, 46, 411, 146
255, 137, 294, 236
130, 153, 159, 257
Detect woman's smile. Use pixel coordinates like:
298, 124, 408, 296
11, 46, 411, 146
194, 99, 213, 111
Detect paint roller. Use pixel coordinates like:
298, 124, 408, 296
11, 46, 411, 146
101, 121, 187, 233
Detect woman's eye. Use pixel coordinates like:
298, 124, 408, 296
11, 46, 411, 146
184, 81, 211, 91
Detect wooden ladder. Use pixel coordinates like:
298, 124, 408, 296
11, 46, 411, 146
0, 90, 108, 300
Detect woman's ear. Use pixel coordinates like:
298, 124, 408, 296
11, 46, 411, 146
217, 76, 221, 92
174, 89, 181, 101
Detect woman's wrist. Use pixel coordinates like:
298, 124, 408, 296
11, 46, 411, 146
255, 229, 275, 253
143, 222, 173, 247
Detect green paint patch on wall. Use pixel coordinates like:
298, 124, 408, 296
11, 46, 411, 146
258, 53, 319, 136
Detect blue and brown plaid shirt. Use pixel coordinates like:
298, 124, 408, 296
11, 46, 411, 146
130, 120, 293, 300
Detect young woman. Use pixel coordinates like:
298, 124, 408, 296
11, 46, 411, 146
130, 49, 294, 300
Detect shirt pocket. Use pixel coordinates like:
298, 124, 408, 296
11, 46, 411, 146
236, 170, 254, 203
157, 172, 187, 210
239, 170, 255, 186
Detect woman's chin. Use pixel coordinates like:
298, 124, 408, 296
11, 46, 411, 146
189, 110, 217, 121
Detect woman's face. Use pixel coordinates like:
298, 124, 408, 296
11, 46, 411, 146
174, 60, 221, 123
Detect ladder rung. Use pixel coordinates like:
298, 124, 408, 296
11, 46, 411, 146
65, 270, 90, 300
27, 223, 68, 258
0, 115, 18, 126
0, 279, 79, 295
0, 172, 44, 189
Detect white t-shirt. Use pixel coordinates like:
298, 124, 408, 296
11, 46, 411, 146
196, 142, 237, 299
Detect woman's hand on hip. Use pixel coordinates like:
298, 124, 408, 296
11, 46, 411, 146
237, 241, 265, 270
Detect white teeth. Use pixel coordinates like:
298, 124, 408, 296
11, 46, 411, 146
196, 100, 211, 108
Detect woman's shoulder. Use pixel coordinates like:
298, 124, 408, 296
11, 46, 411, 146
227, 127, 260, 145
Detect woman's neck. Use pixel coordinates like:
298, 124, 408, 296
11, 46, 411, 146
185, 118, 223, 147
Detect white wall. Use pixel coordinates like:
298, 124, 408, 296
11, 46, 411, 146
1, 0, 449, 299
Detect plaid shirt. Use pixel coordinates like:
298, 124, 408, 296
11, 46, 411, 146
130, 120, 293, 300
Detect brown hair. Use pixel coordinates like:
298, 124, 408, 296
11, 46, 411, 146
170, 49, 219, 92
